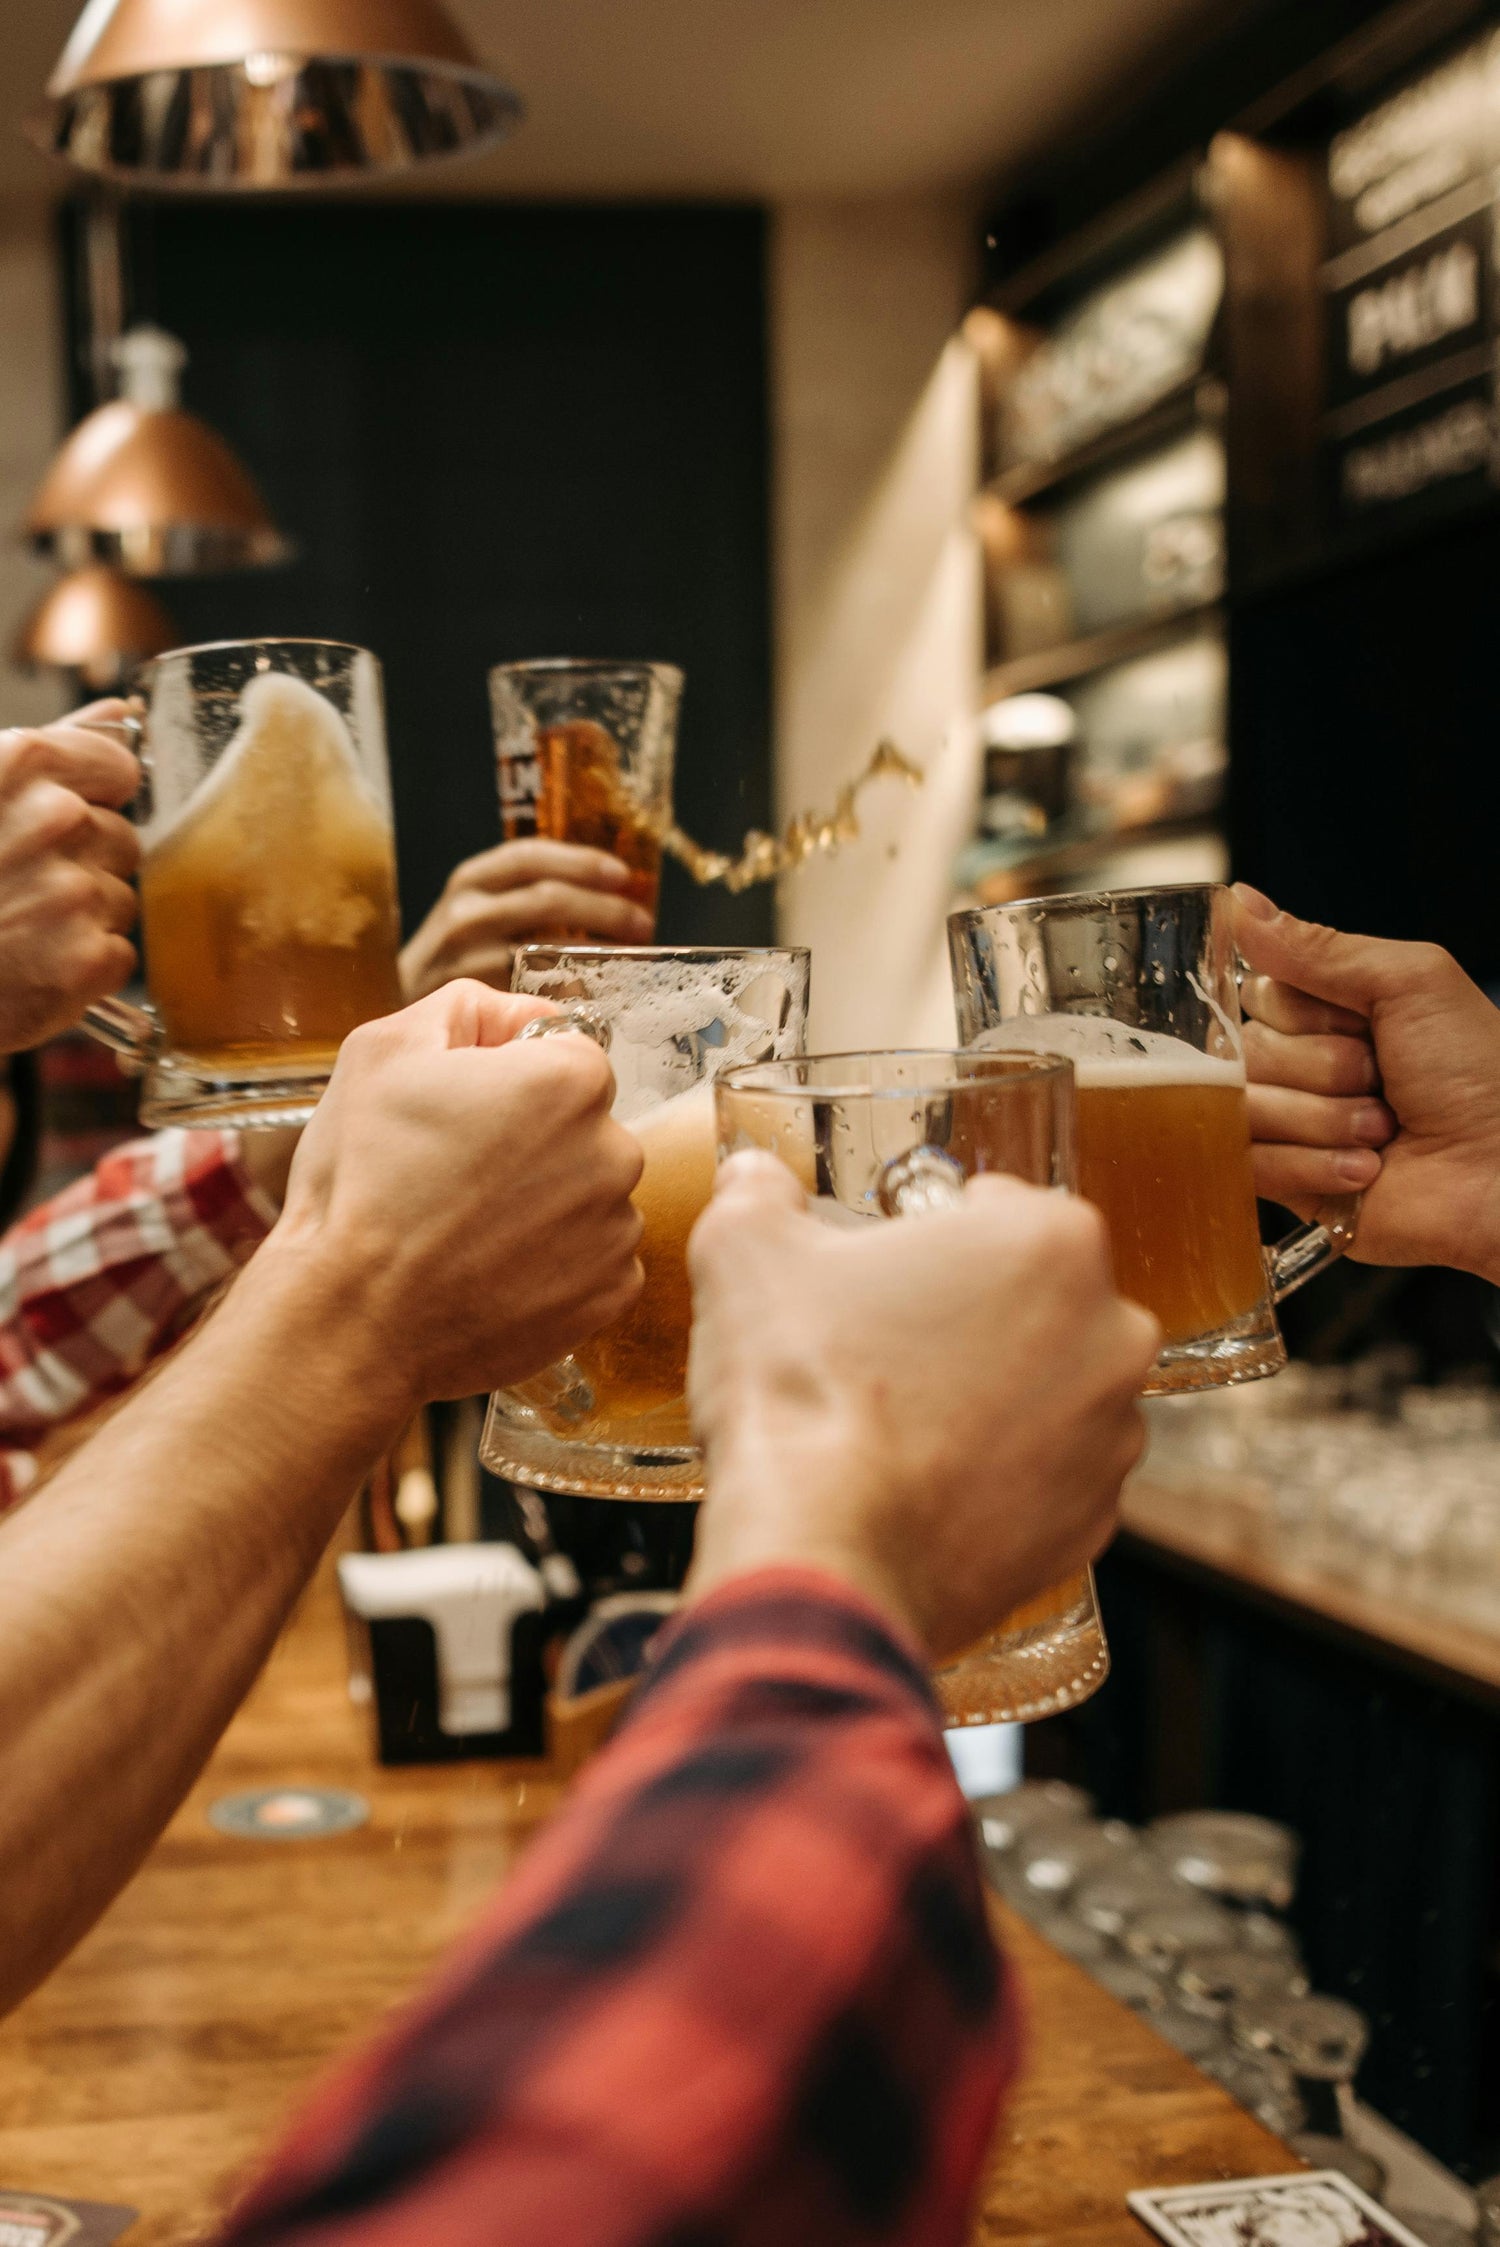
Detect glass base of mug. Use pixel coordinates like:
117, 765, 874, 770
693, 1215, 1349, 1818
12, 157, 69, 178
137, 1059, 329, 1131
936, 1600, 1109, 1728
481, 1395, 704, 1502
1143, 1303, 1288, 1397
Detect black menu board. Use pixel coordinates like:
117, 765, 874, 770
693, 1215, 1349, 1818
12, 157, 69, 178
1322, 33, 1500, 531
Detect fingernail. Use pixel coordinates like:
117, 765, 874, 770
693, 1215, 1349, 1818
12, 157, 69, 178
1232, 882, 1276, 921
597, 856, 632, 886
1337, 1149, 1381, 1185
1353, 1101, 1394, 1145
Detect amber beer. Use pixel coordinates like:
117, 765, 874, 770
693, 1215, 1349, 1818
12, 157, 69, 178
524, 1081, 717, 1445
499, 718, 663, 921
1072, 1051, 1266, 1344
138, 671, 403, 1071
935, 1570, 1101, 1727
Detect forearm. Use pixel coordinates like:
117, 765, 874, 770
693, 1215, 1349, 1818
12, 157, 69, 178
0, 1233, 410, 2013
222, 1571, 1014, 2247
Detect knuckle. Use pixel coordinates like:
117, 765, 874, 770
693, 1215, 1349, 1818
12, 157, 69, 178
1411, 941, 1458, 988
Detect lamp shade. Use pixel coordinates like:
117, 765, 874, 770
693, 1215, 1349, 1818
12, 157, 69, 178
23, 397, 290, 574
30, 0, 523, 187
13, 565, 177, 690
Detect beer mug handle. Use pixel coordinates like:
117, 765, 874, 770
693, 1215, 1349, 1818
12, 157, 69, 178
878, 1145, 966, 1218
517, 1004, 613, 1053
82, 992, 160, 1070
79, 706, 160, 1070
1265, 1193, 1362, 1303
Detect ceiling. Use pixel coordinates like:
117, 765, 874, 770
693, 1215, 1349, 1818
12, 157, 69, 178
1, 0, 1218, 204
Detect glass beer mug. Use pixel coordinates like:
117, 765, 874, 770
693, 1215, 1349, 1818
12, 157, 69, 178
948, 884, 1360, 1393
85, 638, 404, 1129
480, 943, 810, 1501
491, 659, 681, 928
715, 1048, 1111, 1727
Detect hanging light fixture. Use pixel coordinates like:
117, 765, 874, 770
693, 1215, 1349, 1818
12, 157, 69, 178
12, 564, 177, 691
30, 0, 523, 189
23, 325, 290, 575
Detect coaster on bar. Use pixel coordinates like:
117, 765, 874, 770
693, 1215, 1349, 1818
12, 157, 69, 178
207, 1787, 369, 1841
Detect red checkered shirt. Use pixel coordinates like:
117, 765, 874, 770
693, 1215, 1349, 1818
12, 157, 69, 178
220, 1568, 1018, 2247
0, 1130, 278, 1509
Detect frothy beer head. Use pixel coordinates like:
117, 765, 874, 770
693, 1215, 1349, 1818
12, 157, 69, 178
139, 671, 402, 1069
567, 1081, 718, 1439
972, 1018, 1266, 1344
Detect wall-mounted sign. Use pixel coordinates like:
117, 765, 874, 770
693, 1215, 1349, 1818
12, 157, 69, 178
1331, 374, 1493, 521
1322, 35, 1500, 531
1325, 207, 1488, 411
1001, 229, 1223, 470
1326, 35, 1500, 254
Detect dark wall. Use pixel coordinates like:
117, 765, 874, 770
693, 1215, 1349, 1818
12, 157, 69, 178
69, 199, 774, 945
1229, 513, 1500, 987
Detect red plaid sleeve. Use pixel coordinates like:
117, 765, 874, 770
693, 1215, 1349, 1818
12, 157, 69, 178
0, 1130, 278, 1511
221, 1567, 1018, 2247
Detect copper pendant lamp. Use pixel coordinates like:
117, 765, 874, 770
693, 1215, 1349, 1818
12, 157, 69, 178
30, 0, 523, 188
23, 326, 291, 575
13, 565, 177, 691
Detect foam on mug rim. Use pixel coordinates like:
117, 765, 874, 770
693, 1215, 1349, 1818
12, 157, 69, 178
970, 1017, 1245, 1090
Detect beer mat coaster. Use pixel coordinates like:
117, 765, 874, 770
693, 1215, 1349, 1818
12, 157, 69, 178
0, 2190, 137, 2245
207, 1786, 369, 1841
1128, 2173, 1432, 2247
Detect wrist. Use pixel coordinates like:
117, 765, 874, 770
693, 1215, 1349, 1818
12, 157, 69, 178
224, 1224, 424, 1463
687, 1421, 927, 1649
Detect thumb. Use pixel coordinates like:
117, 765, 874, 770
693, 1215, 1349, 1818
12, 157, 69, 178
1232, 887, 1412, 1016
688, 1150, 807, 1282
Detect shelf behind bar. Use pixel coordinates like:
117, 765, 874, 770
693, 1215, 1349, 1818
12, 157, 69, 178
982, 598, 1224, 704
985, 375, 1220, 506
958, 813, 1224, 905
1121, 1474, 1500, 1708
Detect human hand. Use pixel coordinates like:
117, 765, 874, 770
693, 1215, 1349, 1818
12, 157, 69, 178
264, 981, 643, 1406
684, 1155, 1160, 1658
0, 703, 141, 1054
1235, 884, 1500, 1280
400, 840, 655, 1000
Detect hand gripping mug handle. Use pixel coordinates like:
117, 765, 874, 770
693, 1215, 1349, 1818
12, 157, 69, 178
79, 706, 160, 1072
1265, 1193, 1362, 1302
1232, 947, 1363, 1301
515, 1003, 617, 1422
517, 1003, 613, 1053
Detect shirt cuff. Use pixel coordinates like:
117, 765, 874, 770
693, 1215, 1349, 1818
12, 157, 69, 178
638, 1561, 940, 1723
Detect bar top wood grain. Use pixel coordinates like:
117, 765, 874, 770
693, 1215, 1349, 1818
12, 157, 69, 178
0, 1565, 1291, 2246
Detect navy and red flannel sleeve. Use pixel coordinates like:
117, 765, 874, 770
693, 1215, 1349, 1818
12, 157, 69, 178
221, 1567, 1018, 2247
0, 1129, 278, 1509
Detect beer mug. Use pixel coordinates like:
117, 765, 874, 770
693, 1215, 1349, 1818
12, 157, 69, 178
84, 638, 403, 1129
715, 1048, 1111, 1728
490, 660, 681, 927
948, 884, 1359, 1393
480, 943, 810, 1501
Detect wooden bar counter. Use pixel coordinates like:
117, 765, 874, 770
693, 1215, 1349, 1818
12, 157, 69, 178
0, 1568, 1291, 2245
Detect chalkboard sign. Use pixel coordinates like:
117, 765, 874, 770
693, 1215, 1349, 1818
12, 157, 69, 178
1322, 34, 1500, 534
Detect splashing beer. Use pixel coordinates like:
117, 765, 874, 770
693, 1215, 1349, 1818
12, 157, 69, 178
492, 656, 923, 918
138, 672, 403, 1070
